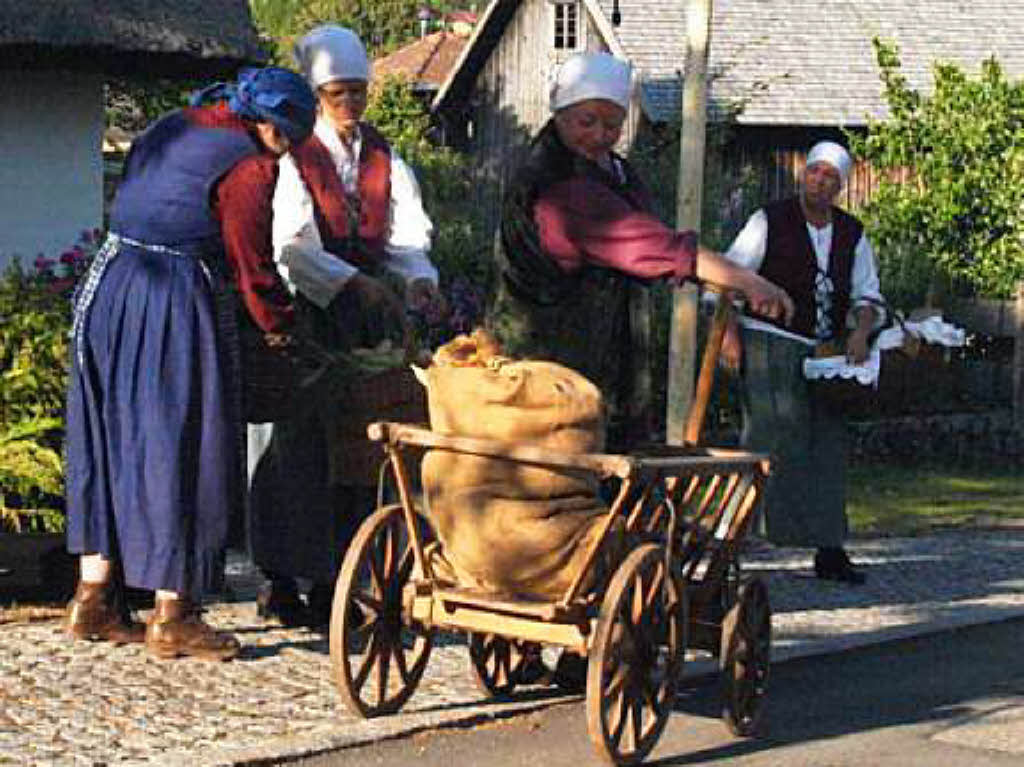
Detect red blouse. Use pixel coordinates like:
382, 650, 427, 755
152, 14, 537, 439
533, 174, 698, 283
185, 104, 295, 333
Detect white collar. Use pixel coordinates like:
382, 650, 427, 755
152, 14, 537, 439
314, 116, 361, 159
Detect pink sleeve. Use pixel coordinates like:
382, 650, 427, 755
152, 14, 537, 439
534, 176, 698, 281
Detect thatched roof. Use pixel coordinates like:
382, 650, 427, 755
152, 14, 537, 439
0, 0, 266, 77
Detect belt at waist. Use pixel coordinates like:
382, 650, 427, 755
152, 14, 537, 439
70, 233, 215, 367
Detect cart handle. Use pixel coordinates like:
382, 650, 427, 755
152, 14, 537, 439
684, 288, 736, 446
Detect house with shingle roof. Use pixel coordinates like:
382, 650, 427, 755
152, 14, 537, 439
374, 29, 472, 97
432, 0, 1024, 226
0, 0, 265, 267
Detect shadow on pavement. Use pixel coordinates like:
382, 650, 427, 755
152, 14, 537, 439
653, 616, 1024, 765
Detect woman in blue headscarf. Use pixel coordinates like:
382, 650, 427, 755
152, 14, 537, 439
63, 67, 316, 661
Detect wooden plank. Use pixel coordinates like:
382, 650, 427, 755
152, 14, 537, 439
422, 600, 591, 653
433, 586, 586, 622
368, 422, 636, 479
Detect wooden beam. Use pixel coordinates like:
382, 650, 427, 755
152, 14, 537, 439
667, 0, 714, 446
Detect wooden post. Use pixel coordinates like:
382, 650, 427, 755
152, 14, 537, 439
1014, 281, 1024, 433
666, 0, 713, 446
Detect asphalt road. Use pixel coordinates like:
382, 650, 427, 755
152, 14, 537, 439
283, 617, 1024, 767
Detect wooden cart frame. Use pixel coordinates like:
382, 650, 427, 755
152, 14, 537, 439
328, 299, 774, 764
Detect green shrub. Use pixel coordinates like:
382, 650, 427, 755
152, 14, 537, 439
848, 39, 1024, 305
0, 418, 65, 533
0, 231, 100, 532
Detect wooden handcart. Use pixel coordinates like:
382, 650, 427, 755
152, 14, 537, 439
328, 300, 773, 764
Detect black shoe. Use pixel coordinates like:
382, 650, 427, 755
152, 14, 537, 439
814, 547, 866, 585
256, 576, 308, 627
306, 583, 336, 631
516, 643, 552, 685
553, 650, 587, 694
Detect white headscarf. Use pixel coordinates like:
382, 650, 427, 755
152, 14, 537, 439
806, 141, 852, 184
293, 25, 370, 88
550, 52, 632, 112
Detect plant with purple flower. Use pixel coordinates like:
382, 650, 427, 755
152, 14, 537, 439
407, 276, 487, 352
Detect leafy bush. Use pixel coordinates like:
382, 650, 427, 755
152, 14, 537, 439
0, 231, 100, 532
250, 0, 460, 62
0, 418, 65, 533
847, 39, 1024, 304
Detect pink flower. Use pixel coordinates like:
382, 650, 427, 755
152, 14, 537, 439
59, 251, 77, 265
34, 256, 55, 271
46, 277, 75, 294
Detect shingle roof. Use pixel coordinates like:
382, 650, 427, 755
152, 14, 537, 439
595, 0, 1024, 125
0, 0, 265, 76
374, 31, 469, 90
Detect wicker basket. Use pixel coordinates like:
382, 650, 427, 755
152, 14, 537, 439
326, 367, 428, 486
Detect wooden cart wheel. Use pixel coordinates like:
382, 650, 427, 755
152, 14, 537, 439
586, 544, 687, 765
720, 576, 771, 737
467, 635, 549, 697
329, 504, 433, 718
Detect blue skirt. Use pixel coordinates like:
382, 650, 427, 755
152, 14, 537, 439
65, 242, 236, 599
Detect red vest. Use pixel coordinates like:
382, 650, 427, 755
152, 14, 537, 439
757, 197, 863, 340
289, 122, 392, 271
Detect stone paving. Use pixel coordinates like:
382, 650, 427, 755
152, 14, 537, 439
2, 529, 1023, 766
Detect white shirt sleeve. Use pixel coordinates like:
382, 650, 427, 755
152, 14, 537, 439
848, 232, 886, 329
381, 152, 438, 285
272, 154, 356, 309
722, 209, 769, 271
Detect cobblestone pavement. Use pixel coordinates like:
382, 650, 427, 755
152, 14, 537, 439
2, 530, 1022, 766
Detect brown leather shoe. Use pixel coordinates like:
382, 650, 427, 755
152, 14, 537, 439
145, 598, 241, 661
64, 581, 146, 645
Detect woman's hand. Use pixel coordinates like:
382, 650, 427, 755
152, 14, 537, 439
406, 277, 448, 317
845, 327, 871, 364
342, 273, 404, 320
695, 247, 794, 325
741, 272, 795, 325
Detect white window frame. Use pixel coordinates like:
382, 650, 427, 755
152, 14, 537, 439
552, 1, 581, 51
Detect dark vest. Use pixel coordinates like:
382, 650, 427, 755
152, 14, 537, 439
110, 108, 258, 254
758, 197, 863, 341
289, 122, 392, 272
487, 121, 654, 447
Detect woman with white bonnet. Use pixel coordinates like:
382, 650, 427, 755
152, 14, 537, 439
719, 139, 885, 584
248, 25, 444, 629
487, 51, 793, 449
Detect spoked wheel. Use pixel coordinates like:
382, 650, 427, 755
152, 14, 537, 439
720, 576, 771, 736
329, 504, 434, 718
586, 544, 687, 765
467, 634, 550, 697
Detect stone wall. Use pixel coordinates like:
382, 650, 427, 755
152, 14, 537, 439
848, 409, 1021, 467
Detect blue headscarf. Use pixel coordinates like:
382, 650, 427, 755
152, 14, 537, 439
191, 66, 316, 145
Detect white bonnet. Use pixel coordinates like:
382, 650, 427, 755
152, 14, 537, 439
806, 141, 852, 184
550, 52, 632, 112
293, 25, 370, 88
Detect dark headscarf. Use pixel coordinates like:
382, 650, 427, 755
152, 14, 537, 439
191, 66, 316, 145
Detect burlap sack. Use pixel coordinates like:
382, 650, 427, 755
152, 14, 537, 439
421, 359, 617, 599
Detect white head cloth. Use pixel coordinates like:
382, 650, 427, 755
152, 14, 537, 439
294, 25, 370, 88
806, 141, 852, 184
550, 52, 632, 112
